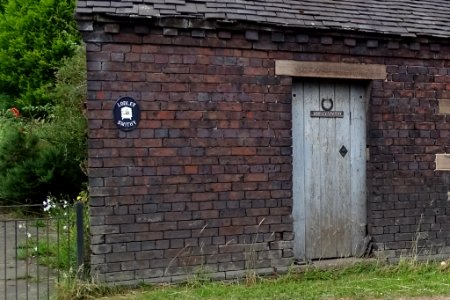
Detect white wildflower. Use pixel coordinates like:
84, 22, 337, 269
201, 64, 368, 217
26, 232, 31, 238
43, 196, 56, 212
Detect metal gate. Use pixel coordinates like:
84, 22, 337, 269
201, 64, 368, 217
0, 203, 85, 300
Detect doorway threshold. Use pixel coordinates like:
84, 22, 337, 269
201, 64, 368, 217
294, 257, 377, 270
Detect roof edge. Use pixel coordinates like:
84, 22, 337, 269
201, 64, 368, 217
76, 13, 438, 41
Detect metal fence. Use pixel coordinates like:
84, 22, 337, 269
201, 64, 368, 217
0, 203, 85, 300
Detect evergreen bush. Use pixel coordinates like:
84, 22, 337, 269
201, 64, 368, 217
0, 115, 44, 203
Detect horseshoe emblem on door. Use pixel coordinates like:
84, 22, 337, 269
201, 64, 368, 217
321, 98, 333, 111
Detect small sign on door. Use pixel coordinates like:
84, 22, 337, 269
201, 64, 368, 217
310, 111, 344, 118
310, 97, 344, 118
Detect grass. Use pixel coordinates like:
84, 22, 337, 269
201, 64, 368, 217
16, 217, 79, 271
15, 197, 90, 275
55, 275, 129, 300
87, 260, 450, 300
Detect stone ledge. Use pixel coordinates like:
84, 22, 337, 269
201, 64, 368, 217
436, 154, 450, 171
438, 99, 450, 114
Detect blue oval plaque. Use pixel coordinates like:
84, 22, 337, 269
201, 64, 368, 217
113, 96, 140, 132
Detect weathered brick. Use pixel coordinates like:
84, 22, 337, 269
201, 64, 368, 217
83, 22, 450, 285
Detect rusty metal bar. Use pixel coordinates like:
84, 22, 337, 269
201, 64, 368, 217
14, 220, 18, 300
25, 219, 29, 300
76, 202, 84, 278
3, 220, 6, 300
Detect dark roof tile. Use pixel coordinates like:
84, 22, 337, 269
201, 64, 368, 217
154, 3, 176, 9
204, 12, 227, 19
138, 5, 159, 16
92, 6, 116, 13
86, 1, 110, 7
116, 6, 139, 14
111, 2, 132, 7
177, 3, 199, 13
77, 7, 92, 13
226, 12, 248, 21
76, 0, 450, 38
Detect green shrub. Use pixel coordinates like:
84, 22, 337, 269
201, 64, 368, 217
41, 45, 88, 166
0, 0, 6, 12
0, 0, 86, 205
0, 116, 44, 203
0, 46, 87, 205
39, 45, 88, 199
0, 118, 85, 204
0, 0, 80, 113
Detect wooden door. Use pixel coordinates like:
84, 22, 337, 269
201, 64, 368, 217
292, 80, 367, 261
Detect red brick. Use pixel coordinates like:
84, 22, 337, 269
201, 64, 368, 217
184, 165, 198, 174
138, 120, 162, 128
231, 217, 256, 226
219, 226, 244, 236
161, 120, 191, 128
148, 111, 175, 120
134, 139, 162, 148
148, 148, 177, 156
207, 183, 232, 192
231, 147, 257, 156
245, 191, 270, 199
176, 111, 203, 120
244, 67, 268, 76
119, 148, 148, 157
150, 222, 177, 231
245, 173, 268, 182
217, 174, 244, 182
164, 212, 192, 221
164, 230, 191, 239
135, 232, 164, 241
193, 210, 219, 219
164, 175, 190, 184
246, 208, 269, 216
192, 192, 218, 202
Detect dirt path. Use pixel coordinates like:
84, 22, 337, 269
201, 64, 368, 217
0, 215, 57, 299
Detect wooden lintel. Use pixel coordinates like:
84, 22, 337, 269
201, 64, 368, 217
275, 60, 386, 80
436, 154, 450, 171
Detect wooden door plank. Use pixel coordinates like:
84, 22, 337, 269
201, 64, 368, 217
319, 82, 338, 259
293, 80, 367, 261
292, 82, 306, 260
303, 81, 322, 259
350, 84, 367, 256
334, 83, 352, 257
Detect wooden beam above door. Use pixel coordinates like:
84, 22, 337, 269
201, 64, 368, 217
275, 60, 386, 80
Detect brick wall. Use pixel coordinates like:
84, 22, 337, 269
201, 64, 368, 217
81, 22, 450, 283
369, 55, 450, 258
